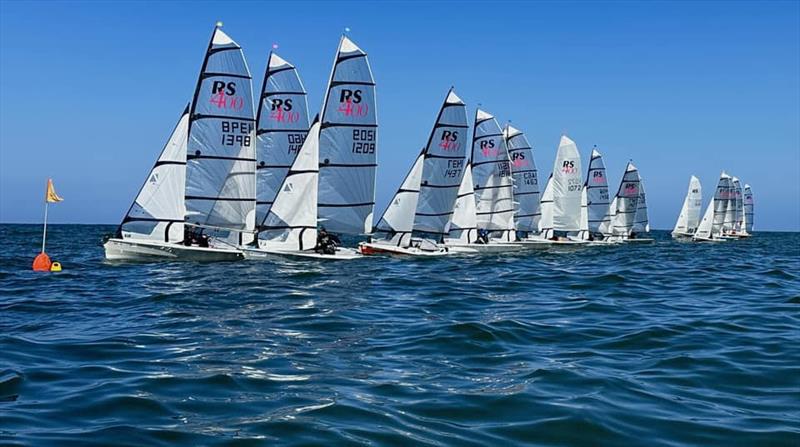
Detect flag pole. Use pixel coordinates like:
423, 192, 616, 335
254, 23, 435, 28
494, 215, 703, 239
42, 199, 49, 253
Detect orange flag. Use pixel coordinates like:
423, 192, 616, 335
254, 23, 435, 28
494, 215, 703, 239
45, 179, 63, 203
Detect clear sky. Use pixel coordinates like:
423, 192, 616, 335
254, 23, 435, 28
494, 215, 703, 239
1, 0, 798, 230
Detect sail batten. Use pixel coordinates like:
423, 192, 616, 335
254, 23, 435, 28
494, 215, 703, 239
317, 36, 378, 235
414, 88, 468, 235
185, 26, 256, 234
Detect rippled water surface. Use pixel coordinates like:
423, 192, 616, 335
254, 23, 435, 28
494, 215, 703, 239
1, 224, 798, 446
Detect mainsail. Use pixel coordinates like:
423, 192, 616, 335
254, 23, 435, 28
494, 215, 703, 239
551, 135, 583, 232
722, 173, 736, 233
185, 25, 256, 236
118, 106, 189, 243
673, 175, 702, 235
471, 109, 514, 237
632, 179, 650, 233
610, 162, 641, 236
257, 119, 320, 251
731, 177, 744, 233
743, 184, 754, 234
537, 174, 555, 237
373, 150, 425, 247
414, 89, 469, 236
447, 162, 478, 243
318, 36, 378, 235
583, 148, 610, 235
714, 172, 732, 235
255, 52, 310, 229
504, 125, 540, 233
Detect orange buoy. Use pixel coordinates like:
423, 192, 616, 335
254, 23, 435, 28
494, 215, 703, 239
32, 252, 52, 271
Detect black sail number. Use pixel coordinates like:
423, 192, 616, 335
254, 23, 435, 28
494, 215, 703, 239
352, 129, 375, 154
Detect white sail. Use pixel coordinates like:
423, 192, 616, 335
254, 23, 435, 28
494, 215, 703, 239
694, 197, 716, 240
743, 184, 754, 234
471, 109, 514, 236
584, 148, 610, 234
257, 119, 320, 251
373, 151, 425, 246
185, 26, 256, 236
731, 177, 744, 232
577, 186, 590, 238
672, 175, 702, 235
119, 106, 189, 243
610, 162, 641, 236
504, 125, 540, 233
447, 162, 478, 243
255, 52, 310, 229
551, 135, 583, 232
414, 89, 469, 236
318, 36, 378, 235
632, 179, 650, 233
537, 174, 555, 238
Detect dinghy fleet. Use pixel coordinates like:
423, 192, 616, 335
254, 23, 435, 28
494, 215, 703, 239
103, 25, 754, 262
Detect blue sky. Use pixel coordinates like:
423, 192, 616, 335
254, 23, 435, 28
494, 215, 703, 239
1, 1, 798, 230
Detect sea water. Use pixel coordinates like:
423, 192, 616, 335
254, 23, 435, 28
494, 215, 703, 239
0, 224, 798, 446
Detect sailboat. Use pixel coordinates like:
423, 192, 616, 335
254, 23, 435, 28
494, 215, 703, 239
242, 118, 360, 260
443, 109, 523, 252
254, 52, 310, 232
627, 177, 654, 243
504, 124, 542, 242
359, 149, 449, 256
410, 89, 472, 250
693, 172, 732, 242
573, 148, 617, 244
534, 136, 586, 245
601, 162, 641, 242
725, 176, 746, 238
105, 25, 254, 261
671, 175, 702, 239
317, 35, 378, 249
742, 184, 754, 237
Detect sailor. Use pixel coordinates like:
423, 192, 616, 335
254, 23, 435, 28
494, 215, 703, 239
477, 229, 489, 244
315, 228, 336, 255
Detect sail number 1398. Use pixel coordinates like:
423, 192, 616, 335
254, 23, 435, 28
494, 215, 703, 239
352, 129, 375, 154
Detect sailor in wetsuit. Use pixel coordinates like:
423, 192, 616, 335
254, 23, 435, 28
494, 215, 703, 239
315, 228, 338, 255
477, 229, 490, 244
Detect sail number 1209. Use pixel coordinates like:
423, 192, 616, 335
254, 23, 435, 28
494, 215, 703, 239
352, 129, 375, 154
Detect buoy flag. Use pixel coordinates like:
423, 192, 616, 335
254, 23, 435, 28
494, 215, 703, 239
46, 179, 63, 203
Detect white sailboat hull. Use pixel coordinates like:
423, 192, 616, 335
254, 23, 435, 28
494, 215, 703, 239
103, 238, 243, 261
692, 236, 729, 243
358, 241, 450, 257
241, 246, 361, 261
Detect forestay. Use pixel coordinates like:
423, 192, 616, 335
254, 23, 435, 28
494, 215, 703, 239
255, 52, 310, 228
551, 135, 583, 232
119, 106, 189, 243
632, 179, 650, 233
610, 162, 641, 236
537, 174, 555, 238
257, 120, 320, 251
447, 162, 478, 243
673, 175, 702, 235
743, 184, 754, 234
318, 36, 378, 235
185, 26, 256, 234
504, 125, 540, 233
471, 109, 514, 236
414, 89, 468, 235
373, 151, 425, 247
